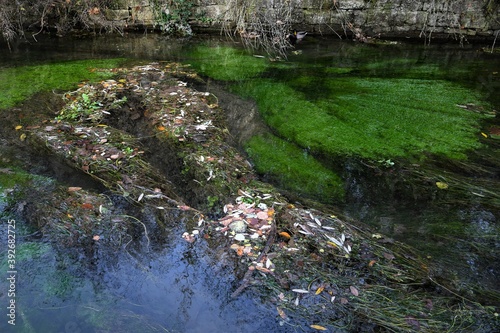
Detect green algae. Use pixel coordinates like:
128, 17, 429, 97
184, 45, 493, 202
245, 133, 344, 201
234, 76, 489, 160
0, 58, 126, 109
187, 45, 268, 81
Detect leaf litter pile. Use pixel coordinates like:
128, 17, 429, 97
11, 63, 499, 332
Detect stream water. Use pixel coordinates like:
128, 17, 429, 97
0, 33, 499, 332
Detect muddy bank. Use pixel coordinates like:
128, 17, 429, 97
2, 62, 499, 332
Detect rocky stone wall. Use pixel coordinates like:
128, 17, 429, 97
109, 0, 500, 40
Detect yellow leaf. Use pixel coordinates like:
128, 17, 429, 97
436, 181, 449, 190
315, 286, 324, 295
15, 125, 23, 130
19, 133, 27, 141
481, 132, 488, 138
371, 233, 383, 239
310, 324, 328, 331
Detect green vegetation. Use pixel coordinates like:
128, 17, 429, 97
184, 45, 492, 201
0, 58, 125, 109
234, 77, 488, 160
187, 46, 269, 81
245, 134, 344, 201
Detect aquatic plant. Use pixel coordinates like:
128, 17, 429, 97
235, 76, 489, 161
187, 45, 269, 81
245, 133, 344, 201
0, 58, 125, 109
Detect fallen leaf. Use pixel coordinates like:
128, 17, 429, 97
157, 126, 166, 131
310, 324, 328, 331
20, 133, 27, 141
481, 132, 488, 138
279, 231, 291, 239
178, 205, 191, 210
15, 125, 23, 130
234, 233, 245, 241
368, 260, 377, 267
350, 286, 359, 296
405, 316, 420, 330
340, 297, 349, 304
68, 186, 82, 192
371, 233, 383, 239
93, 235, 100, 241
315, 286, 324, 295
81, 203, 93, 209
292, 289, 310, 294
277, 307, 287, 319
435, 181, 449, 190
383, 252, 395, 260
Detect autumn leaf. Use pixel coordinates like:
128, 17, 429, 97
436, 181, 449, 189
315, 286, 325, 295
67, 187, 82, 192
310, 324, 327, 331
350, 286, 359, 296
368, 260, 377, 267
157, 126, 166, 131
81, 203, 93, 209
15, 125, 23, 130
279, 231, 291, 239
93, 235, 100, 241
277, 307, 287, 319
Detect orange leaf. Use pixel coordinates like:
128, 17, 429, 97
277, 307, 287, 319
157, 126, 166, 131
368, 260, 377, 267
279, 231, 291, 239
310, 324, 328, 331
267, 208, 275, 217
81, 203, 93, 209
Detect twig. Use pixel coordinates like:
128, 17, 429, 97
231, 221, 277, 298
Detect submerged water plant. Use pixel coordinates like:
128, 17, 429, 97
0, 58, 125, 109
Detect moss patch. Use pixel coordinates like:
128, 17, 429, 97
187, 45, 268, 81
234, 77, 489, 160
0, 58, 126, 109
245, 133, 344, 201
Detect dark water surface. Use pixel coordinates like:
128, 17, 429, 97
1, 33, 499, 332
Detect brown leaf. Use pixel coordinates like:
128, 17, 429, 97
81, 203, 93, 209
67, 186, 82, 192
350, 286, 359, 296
